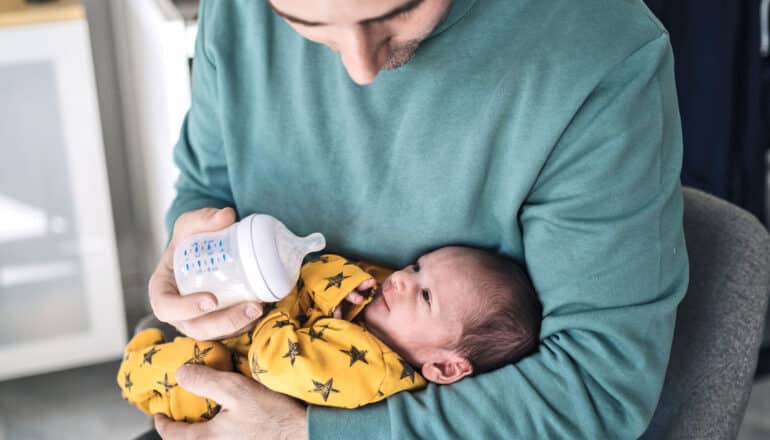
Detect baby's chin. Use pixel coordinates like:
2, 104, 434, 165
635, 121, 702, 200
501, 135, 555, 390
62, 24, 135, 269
362, 299, 391, 341
362, 297, 383, 327
362, 303, 420, 367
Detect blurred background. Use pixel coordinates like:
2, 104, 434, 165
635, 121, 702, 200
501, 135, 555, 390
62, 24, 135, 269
0, 0, 768, 438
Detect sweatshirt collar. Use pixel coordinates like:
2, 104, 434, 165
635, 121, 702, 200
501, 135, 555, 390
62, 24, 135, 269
428, 0, 478, 38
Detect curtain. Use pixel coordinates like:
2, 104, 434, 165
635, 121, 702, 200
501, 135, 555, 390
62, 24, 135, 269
643, 0, 769, 224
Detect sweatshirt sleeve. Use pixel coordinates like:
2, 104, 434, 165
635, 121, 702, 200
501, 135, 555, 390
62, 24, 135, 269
165, 1, 235, 238
308, 34, 689, 439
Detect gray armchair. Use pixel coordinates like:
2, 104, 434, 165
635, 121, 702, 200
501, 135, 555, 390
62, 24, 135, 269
642, 187, 770, 439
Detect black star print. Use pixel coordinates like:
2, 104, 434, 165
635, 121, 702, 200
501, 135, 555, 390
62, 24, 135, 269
141, 346, 161, 366
343, 258, 358, 266
310, 378, 340, 402
296, 276, 305, 291
377, 389, 384, 397
324, 272, 351, 291
306, 325, 328, 343
156, 373, 177, 395
273, 319, 292, 328
294, 305, 309, 326
152, 390, 163, 399
398, 358, 417, 383
123, 373, 134, 392
250, 355, 268, 381
319, 256, 330, 264
245, 331, 253, 346
340, 345, 369, 367
231, 352, 243, 371
185, 343, 214, 365
306, 290, 317, 310
282, 339, 300, 366
201, 401, 221, 420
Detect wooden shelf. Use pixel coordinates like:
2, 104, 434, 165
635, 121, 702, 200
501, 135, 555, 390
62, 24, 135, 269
0, 0, 84, 28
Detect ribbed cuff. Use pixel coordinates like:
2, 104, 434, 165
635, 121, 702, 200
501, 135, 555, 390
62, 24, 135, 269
307, 402, 390, 440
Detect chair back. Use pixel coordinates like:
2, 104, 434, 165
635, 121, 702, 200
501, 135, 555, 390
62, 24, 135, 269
641, 187, 770, 439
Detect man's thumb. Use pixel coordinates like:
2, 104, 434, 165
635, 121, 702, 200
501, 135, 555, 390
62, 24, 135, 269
173, 207, 236, 243
175, 364, 242, 407
210, 207, 236, 228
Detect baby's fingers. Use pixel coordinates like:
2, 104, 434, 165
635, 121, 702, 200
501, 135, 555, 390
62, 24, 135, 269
356, 279, 376, 292
344, 279, 376, 304
344, 291, 364, 304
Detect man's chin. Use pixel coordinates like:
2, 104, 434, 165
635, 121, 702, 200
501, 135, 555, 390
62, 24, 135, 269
382, 42, 421, 71
382, 57, 411, 71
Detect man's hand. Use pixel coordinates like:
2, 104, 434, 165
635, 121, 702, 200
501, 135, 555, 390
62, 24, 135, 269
148, 207, 264, 340
332, 278, 375, 319
154, 365, 307, 440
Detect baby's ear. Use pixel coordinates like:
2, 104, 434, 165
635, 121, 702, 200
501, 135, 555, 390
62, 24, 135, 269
421, 354, 473, 384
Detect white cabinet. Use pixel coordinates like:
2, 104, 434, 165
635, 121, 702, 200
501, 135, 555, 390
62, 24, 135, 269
111, 0, 197, 263
0, 6, 126, 380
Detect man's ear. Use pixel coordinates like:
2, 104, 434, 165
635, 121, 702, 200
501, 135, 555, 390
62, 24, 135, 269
421, 354, 473, 384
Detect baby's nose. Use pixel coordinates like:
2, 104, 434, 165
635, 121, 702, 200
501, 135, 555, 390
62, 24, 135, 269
392, 271, 414, 293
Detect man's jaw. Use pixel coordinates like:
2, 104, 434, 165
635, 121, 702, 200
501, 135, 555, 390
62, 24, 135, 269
381, 39, 421, 71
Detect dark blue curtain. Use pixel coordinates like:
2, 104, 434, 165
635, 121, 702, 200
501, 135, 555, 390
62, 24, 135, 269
644, 0, 769, 224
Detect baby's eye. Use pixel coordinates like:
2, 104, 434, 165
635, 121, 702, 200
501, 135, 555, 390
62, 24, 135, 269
413, 262, 420, 272
421, 289, 431, 305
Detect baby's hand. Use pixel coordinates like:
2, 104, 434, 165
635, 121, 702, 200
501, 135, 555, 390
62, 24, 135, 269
332, 279, 376, 319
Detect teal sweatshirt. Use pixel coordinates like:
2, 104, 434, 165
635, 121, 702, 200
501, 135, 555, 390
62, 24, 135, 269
168, 0, 689, 438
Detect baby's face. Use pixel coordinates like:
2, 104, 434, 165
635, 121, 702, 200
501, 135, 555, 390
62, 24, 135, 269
363, 247, 479, 367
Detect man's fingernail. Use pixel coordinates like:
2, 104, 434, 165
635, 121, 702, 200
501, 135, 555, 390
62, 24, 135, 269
245, 304, 261, 319
199, 300, 216, 312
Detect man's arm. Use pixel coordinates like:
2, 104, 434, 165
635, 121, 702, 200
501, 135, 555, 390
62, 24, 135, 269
148, 1, 261, 343
308, 33, 688, 439
165, 1, 234, 237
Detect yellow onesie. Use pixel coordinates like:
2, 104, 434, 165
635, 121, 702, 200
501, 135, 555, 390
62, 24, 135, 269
118, 255, 426, 421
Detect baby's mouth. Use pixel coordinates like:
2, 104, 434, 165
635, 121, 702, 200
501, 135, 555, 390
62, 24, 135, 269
379, 281, 391, 311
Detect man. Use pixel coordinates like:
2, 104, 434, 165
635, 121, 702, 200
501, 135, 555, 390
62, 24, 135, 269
148, 0, 689, 438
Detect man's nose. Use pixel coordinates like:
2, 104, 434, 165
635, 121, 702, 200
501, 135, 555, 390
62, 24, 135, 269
338, 27, 387, 85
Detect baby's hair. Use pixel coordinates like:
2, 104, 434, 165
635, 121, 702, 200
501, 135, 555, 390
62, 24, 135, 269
450, 247, 542, 375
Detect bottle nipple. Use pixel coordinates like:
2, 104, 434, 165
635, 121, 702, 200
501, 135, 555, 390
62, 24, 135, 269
275, 223, 326, 286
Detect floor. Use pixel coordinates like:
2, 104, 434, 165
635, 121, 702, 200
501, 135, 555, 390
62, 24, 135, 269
0, 357, 769, 439
739, 378, 770, 439
0, 360, 149, 440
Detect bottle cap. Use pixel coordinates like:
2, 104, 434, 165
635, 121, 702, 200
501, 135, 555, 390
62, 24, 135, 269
238, 214, 326, 302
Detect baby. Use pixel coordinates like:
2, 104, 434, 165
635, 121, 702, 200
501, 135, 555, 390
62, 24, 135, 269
118, 246, 541, 421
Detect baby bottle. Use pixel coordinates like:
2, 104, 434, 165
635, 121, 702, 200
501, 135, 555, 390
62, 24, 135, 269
173, 214, 326, 309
